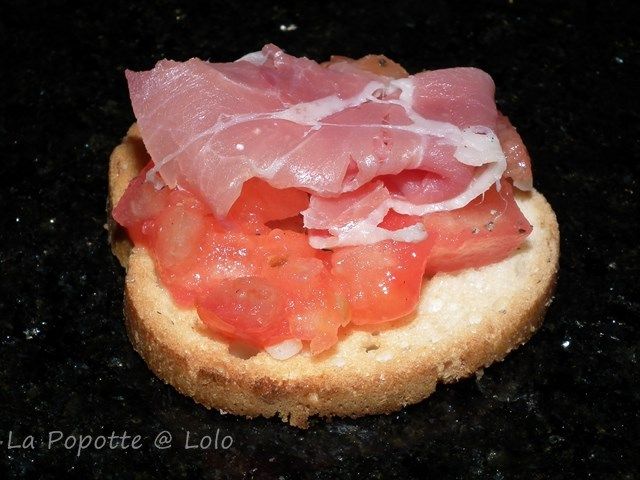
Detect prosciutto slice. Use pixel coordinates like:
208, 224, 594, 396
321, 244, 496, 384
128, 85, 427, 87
126, 44, 510, 248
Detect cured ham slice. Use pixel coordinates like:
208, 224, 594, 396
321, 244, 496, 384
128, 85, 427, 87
115, 46, 537, 355
126, 44, 514, 247
496, 113, 533, 190
304, 181, 426, 248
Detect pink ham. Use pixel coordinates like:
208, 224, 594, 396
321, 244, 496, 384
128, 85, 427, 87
411, 68, 498, 128
496, 113, 533, 190
125, 45, 515, 248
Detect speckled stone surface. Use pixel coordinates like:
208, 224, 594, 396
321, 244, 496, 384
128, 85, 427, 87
1, 1, 638, 478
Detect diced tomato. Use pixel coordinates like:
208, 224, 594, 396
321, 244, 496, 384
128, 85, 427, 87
113, 161, 532, 355
197, 276, 290, 347
154, 192, 210, 267
331, 238, 432, 325
422, 180, 532, 276
150, 192, 214, 305
272, 259, 348, 353
255, 232, 345, 353
111, 164, 171, 246
196, 234, 343, 351
255, 229, 326, 270
227, 178, 309, 231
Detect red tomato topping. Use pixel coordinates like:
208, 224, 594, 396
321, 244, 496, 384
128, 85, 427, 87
226, 178, 310, 233
197, 276, 290, 346
422, 180, 532, 276
114, 162, 531, 354
332, 239, 432, 325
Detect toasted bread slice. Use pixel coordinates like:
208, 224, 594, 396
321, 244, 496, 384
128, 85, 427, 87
108, 125, 559, 427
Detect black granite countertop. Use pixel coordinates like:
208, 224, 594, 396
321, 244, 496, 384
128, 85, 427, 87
2, 1, 638, 478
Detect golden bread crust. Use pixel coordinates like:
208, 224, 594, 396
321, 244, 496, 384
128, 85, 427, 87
109, 126, 559, 427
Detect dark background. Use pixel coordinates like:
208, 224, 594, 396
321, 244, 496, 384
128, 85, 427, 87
2, 0, 638, 478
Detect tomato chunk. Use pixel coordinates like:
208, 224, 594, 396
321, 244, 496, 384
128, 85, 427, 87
422, 180, 532, 276
197, 276, 290, 347
111, 164, 170, 246
332, 239, 432, 325
274, 261, 348, 353
227, 178, 309, 232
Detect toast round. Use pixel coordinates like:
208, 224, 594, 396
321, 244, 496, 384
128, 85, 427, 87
108, 125, 559, 427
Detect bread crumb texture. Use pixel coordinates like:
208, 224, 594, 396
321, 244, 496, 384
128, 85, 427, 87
109, 126, 559, 427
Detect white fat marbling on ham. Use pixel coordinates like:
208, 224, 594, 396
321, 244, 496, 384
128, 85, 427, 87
126, 44, 509, 247
236, 50, 268, 65
309, 222, 426, 249
303, 181, 426, 248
